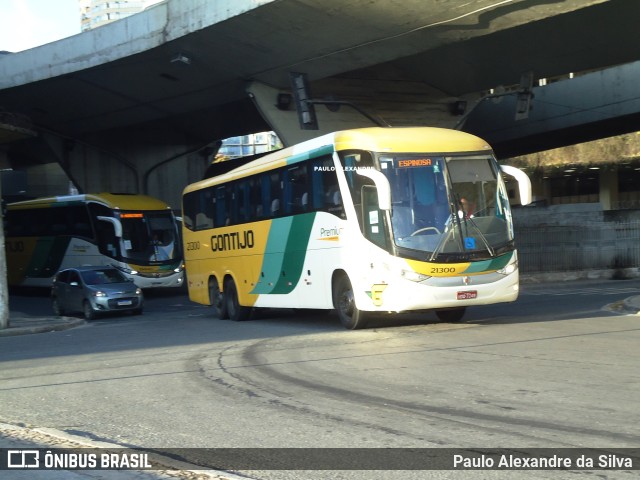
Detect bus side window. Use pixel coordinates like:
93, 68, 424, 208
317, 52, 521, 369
185, 190, 214, 230
248, 177, 263, 220
214, 186, 226, 227
311, 159, 326, 210
270, 172, 282, 217
261, 174, 271, 218
182, 192, 196, 230
283, 165, 309, 214
295, 165, 309, 213
325, 173, 344, 218
237, 182, 250, 223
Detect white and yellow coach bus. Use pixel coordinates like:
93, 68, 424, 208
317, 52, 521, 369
5, 193, 184, 289
181, 127, 531, 329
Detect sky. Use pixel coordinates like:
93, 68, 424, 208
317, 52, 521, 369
0, 0, 81, 52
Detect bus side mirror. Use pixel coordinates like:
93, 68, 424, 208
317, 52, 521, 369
356, 168, 391, 211
500, 165, 532, 206
97, 216, 123, 237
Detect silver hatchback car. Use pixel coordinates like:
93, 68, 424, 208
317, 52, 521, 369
52, 266, 144, 320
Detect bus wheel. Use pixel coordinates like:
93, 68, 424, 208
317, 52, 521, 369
224, 278, 250, 322
333, 275, 368, 330
436, 307, 466, 323
83, 301, 96, 321
210, 279, 228, 319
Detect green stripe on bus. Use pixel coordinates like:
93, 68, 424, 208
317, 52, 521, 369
251, 217, 293, 295
462, 251, 513, 273
251, 213, 317, 295
285, 145, 334, 165
26, 236, 70, 278
271, 213, 316, 294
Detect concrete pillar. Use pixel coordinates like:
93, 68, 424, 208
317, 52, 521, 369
599, 165, 618, 210
0, 150, 9, 329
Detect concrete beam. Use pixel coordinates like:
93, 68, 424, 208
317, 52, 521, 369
464, 61, 640, 158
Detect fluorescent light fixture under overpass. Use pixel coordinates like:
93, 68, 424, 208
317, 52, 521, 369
170, 53, 191, 65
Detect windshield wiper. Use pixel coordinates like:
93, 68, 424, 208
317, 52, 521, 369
464, 215, 496, 257
429, 198, 462, 261
454, 194, 495, 257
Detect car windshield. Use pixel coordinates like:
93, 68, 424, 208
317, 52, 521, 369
81, 269, 127, 285
378, 154, 514, 261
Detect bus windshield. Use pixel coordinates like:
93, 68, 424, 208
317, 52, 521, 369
378, 154, 513, 261
118, 211, 180, 264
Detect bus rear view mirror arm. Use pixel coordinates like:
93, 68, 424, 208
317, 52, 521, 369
97, 216, 123, 237
500, 165, 532, 206
356, 168, 391, 211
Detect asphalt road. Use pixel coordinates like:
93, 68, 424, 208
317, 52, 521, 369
1, 279, 639, 480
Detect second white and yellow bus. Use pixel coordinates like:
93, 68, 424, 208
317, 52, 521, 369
5, 193, 184, 289
181, 127, 531, 329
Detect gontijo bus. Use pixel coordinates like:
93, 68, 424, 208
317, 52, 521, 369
181, 127, 531, 329
5, 193, 184, 289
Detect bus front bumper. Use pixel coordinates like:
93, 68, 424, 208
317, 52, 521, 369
356, 270, 520, 313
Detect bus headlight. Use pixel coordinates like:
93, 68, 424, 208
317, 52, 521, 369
497, 257, 518, 276
114, 265, 138, 275
400, 269, 430, 282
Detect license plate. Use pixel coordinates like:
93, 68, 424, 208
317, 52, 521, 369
457, 290, 477, 300
117, 300, 133, 306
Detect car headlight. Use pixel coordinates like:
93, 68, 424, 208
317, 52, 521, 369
93, 291, 107, 297
135, 288, 142, 295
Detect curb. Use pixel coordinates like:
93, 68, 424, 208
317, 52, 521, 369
0, 421, 245, 480
0, 317, 86, 337
622, 297, 640, 314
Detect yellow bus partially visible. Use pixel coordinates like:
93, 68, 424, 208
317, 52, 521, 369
181, 127, 531, 329
5, 193, 184, 289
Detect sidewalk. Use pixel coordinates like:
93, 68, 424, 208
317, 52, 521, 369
0, 315, 85, 337
0, 422, 239, 480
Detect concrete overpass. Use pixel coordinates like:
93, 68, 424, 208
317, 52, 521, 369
0, 0, 639, 209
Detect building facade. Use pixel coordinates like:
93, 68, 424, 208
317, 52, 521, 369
217, 132, 282, 160
79, 1, 161, 31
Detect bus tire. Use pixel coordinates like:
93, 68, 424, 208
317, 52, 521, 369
333, 274, 368, 330
209, 278, 228, 319
436, 307, 466, 323
224, 278, 250, 322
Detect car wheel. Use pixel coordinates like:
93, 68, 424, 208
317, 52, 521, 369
333, 274, 368, 330
52, 297, 64, 316
83, 301, 96, 320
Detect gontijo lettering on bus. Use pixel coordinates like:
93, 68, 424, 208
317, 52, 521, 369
211, 230, 255, 252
